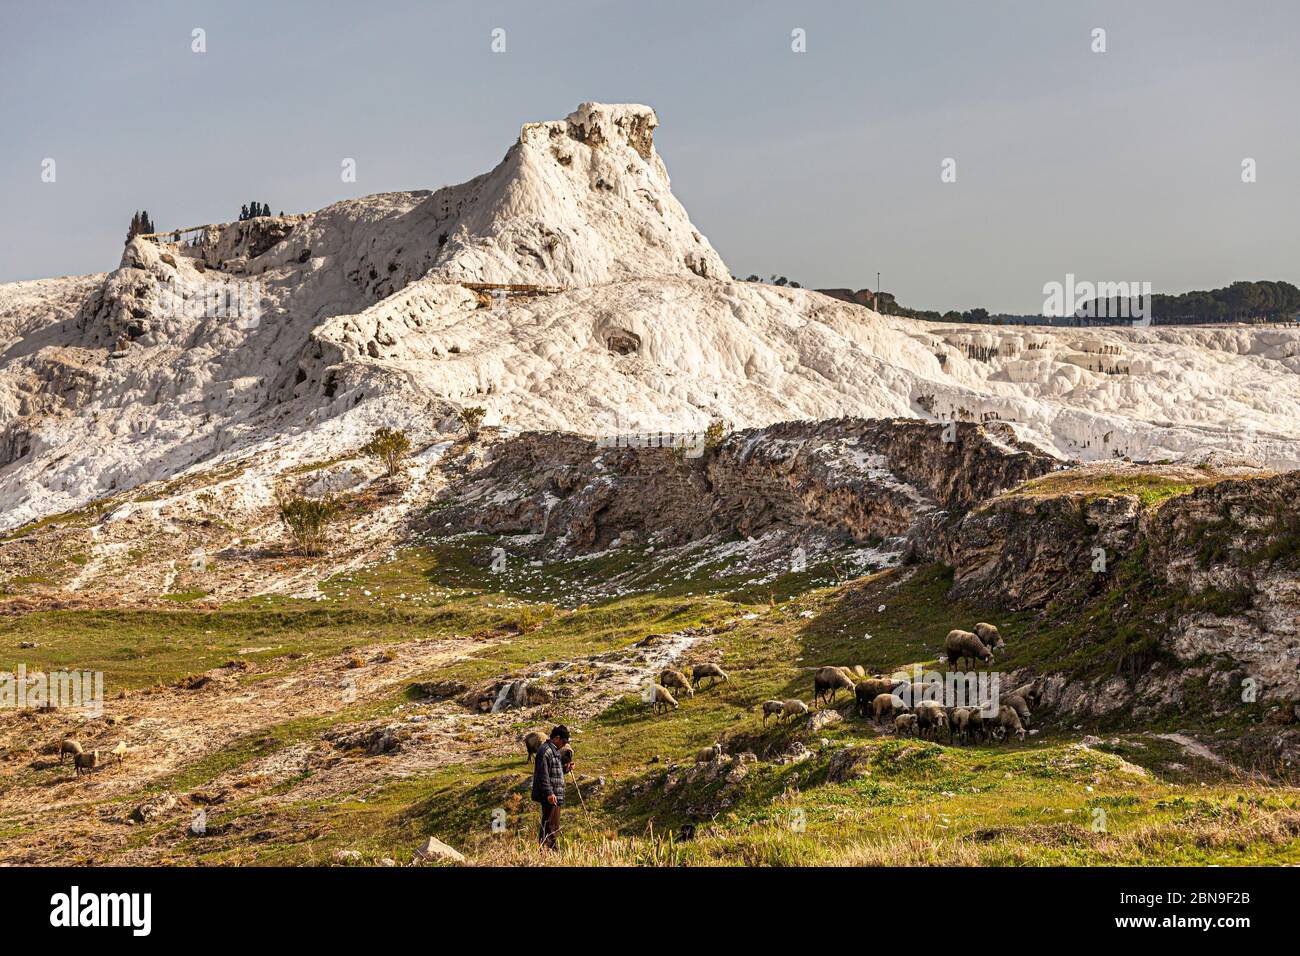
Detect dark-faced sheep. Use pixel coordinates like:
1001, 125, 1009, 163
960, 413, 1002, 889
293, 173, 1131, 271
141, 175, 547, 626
523, 731, 545, 763
59, 738, 84, 763
814, 666, 856, 706
761, 700, 785, 726
974, 622, 1004, 650
781, 699, 809, 720
692, 663, 729, 689
659, 668, 694, 698
855, 677, 902, 716
74, 750, 98, 776
873, 693, 908, 724
945, 629, 994, 669
649, 684, 679, 714
894, 713, 918, 737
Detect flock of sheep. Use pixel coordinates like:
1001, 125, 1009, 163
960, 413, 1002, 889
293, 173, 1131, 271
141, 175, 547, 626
648, 662, 729, 713
58, 736, 127, 776
793, 623, 1036, 744
654, 622, 1037, 747
515, 623, 1034, 763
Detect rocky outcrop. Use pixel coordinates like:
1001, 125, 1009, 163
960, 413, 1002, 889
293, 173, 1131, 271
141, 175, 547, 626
923, 490, 1142, 609
430, 418, 1061, 556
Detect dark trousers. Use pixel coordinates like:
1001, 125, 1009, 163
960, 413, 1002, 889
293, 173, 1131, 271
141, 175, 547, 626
539, 801, 562, 849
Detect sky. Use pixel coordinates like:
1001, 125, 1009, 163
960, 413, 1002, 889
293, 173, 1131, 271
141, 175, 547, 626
2, 0, 1297, 313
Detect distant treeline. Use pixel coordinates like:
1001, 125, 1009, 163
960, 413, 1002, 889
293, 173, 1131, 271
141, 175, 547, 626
816, 280, 1300, 326
1084, 280, 1300, 325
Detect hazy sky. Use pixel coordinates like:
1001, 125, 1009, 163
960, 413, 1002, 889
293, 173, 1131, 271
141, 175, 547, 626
2, 0, 1297, 312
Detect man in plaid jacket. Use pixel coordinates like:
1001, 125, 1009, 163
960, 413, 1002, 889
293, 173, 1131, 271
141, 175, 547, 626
531, 725, 570, 849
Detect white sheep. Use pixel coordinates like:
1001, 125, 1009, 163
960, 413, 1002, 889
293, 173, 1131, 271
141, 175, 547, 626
761, 700, 785, 726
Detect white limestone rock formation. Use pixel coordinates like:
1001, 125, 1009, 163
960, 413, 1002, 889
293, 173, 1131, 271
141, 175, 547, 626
0, 102, 1298, 535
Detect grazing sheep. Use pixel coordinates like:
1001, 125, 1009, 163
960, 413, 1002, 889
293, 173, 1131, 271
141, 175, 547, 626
873, 693, 908, 724
522, 731, 545, 763
915, 700, 947, 740
109, 741, 127, 764
74, 750, 98, 776
852, 665, 866, 677
1010, 679, 1043, 709
761, 699, 785, 726
59, 738, 84, 763
692, 663, 729, 689
949, 707, 972, 745
781, 699, 810, 721
996, 705, 1026, 742
559, 744, 574, 769
904, 680, 943, 709
974, 622, 1004, 650
855, 678, 903, 716
894, 713, 918, 737
650, 684, 679, 714
966, 706, 996, 743
1002, 691, 1032, 726
659, 668, 694, 698
696, 743, 723, 763
814, 666, 856, 706
945, 629, 994, 669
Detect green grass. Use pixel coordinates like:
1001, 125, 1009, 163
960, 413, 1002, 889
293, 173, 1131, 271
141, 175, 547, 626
4, 537, 1298, 867
1004, 471, 1208, 508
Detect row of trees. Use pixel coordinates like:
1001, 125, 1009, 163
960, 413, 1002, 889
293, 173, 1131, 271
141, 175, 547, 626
124, 210, 156, 245
1149, 281, 1300, 323
238, 201, 275, 221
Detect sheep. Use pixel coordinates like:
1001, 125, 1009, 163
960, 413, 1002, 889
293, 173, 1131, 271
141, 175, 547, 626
852, 665, 866, 677
945, 629, 994, 669
814, 666, 856, 706
649, 684, 679, 714
966, 706, 995, 743
692, 663, 729, 689
949, 707, 972, 745
904, 680, 943, 709
894, 713, 918, 737
1002, 691, 1032, 726
522, 731, 545, 763
995, 705, 1026, 742
109, 741, 128, 764
761, 699, 785, 726
855, 677, 903, 716
74, 750, 98, 776
696, 743, 723, 763
59, 738, 85, 763
1010, 679, 1043, 709
781, 699, 810, 721
659, 668, 694, 698
915, 699, 947, 740
873, 693, 908, 724
974, 622, 1005, 650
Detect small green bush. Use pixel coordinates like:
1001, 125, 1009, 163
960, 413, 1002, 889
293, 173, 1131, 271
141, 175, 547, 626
277, 494, 342, 556
361, 427, 412, 477
458, 406, 487, 438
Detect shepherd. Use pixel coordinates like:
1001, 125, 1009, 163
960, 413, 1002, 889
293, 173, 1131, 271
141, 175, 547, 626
532, 725, 571, 850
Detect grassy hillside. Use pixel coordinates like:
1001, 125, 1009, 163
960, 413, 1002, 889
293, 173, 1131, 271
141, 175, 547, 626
3, 536, 1297, 866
